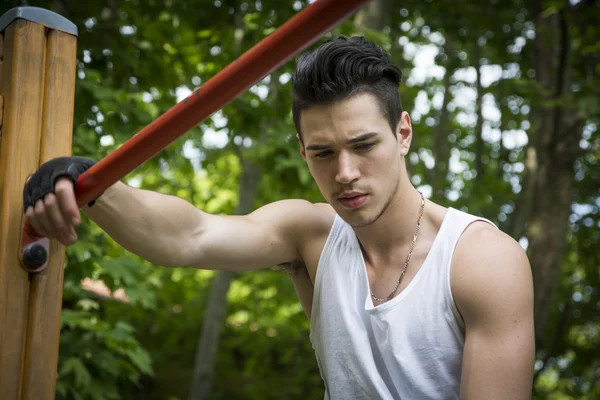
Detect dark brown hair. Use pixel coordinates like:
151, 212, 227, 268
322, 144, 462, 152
292, 35, 403, 140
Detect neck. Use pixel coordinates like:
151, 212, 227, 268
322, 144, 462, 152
354, 180, 424, 263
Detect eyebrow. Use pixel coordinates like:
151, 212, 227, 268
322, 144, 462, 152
305, 132, 379, 151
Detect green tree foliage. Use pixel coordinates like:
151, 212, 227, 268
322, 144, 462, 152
3, 0, 598, 398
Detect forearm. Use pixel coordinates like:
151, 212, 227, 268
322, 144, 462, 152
82, 181, 202, 267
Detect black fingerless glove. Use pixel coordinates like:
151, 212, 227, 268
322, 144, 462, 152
23, 156, 98, 210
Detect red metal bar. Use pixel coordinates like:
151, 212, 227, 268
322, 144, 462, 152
75, 0, 369, 206
19, 0, 370, 254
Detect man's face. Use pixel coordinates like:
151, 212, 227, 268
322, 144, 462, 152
299, 93, 411, 227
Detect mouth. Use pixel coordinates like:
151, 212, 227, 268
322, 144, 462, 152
337, 193, 368, 210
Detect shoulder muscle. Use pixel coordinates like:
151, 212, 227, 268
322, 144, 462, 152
451, 222, 533, 326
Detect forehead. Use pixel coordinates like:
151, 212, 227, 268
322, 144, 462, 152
300, 93, 388, 143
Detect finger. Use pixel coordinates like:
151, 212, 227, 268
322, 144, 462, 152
25, 206, 47, 239
34, 198, 56, 239
32, 200, 52, 238
44, 193, 76, 245
54, 178, 80, 226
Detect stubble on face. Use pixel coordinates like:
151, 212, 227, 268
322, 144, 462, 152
343, 175, 401, 228
299, 93, 405, 228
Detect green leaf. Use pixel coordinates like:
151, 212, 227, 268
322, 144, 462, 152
97, 257, 142, 287
59, 357, 91, 388
126, 347, 154, 375
76, 299, 100, 311
124, 286, 156, 308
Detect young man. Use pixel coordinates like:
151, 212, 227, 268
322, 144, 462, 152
23, 36, 535, 399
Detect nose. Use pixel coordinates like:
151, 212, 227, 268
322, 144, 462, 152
335, 151, 360, 184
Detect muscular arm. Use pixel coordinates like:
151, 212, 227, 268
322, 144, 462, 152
83, 180, 331, 270
452, 222, 535, 400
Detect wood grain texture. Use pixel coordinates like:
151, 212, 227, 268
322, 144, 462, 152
1, 33, 5, 212
21, 30, 77, 400
0, 20, 46, 399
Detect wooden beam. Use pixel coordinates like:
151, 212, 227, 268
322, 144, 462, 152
22, 29, 77, 400
0, 7, 78, 399
0, 19, 47, 399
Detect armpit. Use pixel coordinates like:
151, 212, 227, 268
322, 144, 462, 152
279, 259, 307, 278
279, 259, 314, 318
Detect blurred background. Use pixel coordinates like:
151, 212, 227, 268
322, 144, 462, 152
2, 0, 598, 399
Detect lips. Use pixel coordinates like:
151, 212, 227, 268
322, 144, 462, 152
337, 193, 367, 209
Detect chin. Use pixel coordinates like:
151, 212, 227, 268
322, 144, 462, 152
339, 207, 381, 228
339, 196, 392, 228
347, 218, 375, 228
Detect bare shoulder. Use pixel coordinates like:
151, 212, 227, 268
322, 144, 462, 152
245, 199, 335, 264
453, 220, 528, 271
246, 199, 335, 236
451, 220, 534, 324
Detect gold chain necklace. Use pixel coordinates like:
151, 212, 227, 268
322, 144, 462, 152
370, 191, 425, 303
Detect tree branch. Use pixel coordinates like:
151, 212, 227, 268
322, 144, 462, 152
551, 10, 570, 144
473, 39, 485, 185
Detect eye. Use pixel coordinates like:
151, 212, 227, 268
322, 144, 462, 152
355, 143, 375, 151
314, 150, 333, 159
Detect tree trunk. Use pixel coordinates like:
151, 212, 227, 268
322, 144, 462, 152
188, 15, 256, 400
473, 40, 485, 185
188, 159, 261, 400
431, 40, 454, 201
523, 2, 586, 344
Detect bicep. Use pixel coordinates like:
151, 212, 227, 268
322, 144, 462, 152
453, 225, 535, 399
460, 309, 535, 399
186, 199, 331, 272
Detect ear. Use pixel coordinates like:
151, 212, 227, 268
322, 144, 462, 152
396, 112, 412, 156
297, 134, 307, 160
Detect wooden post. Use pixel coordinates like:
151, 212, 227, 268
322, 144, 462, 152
0, 7, 78, 399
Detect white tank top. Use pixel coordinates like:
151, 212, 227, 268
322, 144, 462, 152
309, 207, 496, 399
